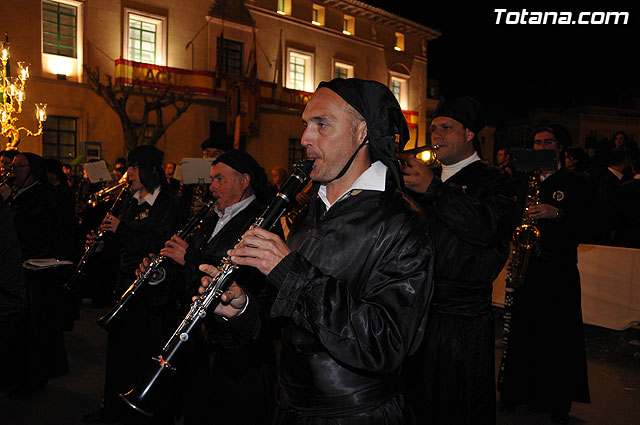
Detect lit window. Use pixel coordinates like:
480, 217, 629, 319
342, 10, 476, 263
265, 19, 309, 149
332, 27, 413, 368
277, 0, 291, 15
312, 4, 325, 26
390, 75, 408, 109
42, 0, 77, 58
343, 15, 355, 35
287, 50, 314, 92
124, 9, 166, 65
394, 32, 405, 51
334, 62, 354, 79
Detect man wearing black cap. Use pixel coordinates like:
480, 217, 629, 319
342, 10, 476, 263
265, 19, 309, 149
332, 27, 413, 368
196, 78, 434, 424
85, 145, 181, 424
137, 148, 277, 425
498, 123, 591, 424
399, 97, 517, 425
201, 135, 233, 159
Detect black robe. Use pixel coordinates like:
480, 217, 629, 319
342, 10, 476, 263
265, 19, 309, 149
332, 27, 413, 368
102, 188, 181, 422
499, 167, 592, 415
256, 180, 435, 424
404, 160, 517, 425
173, 199, 278, 425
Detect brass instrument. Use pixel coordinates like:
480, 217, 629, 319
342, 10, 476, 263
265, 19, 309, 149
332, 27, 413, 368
401, 144, 439, 165
63, 181, 133, 293
87, 173, 128, 208
497, 170, 540, 390
96, 197, 217, 330
119, 159, 314, 417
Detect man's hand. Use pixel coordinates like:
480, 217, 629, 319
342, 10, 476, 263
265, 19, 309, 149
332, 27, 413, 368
100, 213, 120, 233
397, 153, 433, 193
228, 227, 290, 276
195, 264, 247, 318
527, 203, 560, 220
85, 230, 104, 252
136, 253, 164, 282
160, 235, 189, 266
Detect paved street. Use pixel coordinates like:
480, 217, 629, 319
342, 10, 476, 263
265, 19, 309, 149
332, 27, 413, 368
1, 303, 639, 425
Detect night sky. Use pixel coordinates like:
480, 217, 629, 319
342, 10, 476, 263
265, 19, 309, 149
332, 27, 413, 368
364, 2, 639, 126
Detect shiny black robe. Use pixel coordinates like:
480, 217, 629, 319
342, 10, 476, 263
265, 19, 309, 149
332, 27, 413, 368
499, 167, 591, 414
260, 180, 434, 424
173, 199, 277, 425
404, 161, 517, 425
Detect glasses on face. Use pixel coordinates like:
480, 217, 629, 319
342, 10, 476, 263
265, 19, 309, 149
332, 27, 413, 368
533, 138, 557, 147
11, 163, 29, 169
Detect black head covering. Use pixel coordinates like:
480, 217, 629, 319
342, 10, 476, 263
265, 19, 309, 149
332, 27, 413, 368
433, 96, 488, 156
127, 145, 165, 192
317, 78, 410, 190
43, 157, 68, 186
127, 145, 164, 168
213, 149, 270, 201
20, 152, 48, 185
433, 96, 487, 134
201, 135, 233, 152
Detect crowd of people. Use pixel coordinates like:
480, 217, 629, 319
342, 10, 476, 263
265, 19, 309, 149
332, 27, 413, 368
1, 77, 638, 425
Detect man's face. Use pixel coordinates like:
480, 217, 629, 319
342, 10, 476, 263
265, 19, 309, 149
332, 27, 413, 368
430, 117, 475, 165
533, 131, 560, 154
11, 154, 32, 186
127, 166, 144, 192
209, 162, 248, 212
203, 148, 225, 159
301, 87, 365, 182
614, 133, 626, 148
1, 155, 12, 173
164, 163, 175, 177
496, 149, 508, 166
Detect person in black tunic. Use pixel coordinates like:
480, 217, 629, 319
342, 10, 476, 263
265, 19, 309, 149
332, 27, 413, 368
137, 149, 277, 425
399, 97, 517, 425
85, 145, 181, 424
498, 123, 591, 424
197, 78, 435, 424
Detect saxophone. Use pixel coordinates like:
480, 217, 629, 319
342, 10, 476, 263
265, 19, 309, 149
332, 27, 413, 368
497, 170, 540, 390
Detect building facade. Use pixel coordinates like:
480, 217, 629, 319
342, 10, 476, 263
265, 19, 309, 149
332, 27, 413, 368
0, 0, 440, 177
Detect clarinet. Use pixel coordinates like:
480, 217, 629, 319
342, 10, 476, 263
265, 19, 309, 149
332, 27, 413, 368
97, 198, 218, 330
120, 159, 313, 417
63, 181, 133, 293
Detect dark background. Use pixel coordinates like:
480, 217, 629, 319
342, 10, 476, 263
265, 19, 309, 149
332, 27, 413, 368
364, 2, 639, 126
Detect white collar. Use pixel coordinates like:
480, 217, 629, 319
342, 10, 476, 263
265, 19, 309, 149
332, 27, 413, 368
319, 161, 387, 210
133, 186, 161, 206
441, 152, 481, 182
215, 193, 256, 218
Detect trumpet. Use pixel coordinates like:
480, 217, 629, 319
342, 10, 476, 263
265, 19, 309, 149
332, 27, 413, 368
400, 145, 439, 165
119, 159, 314, 417
97, 197, 217, 330
63, 181, 133, 293
87, 173, 128, 208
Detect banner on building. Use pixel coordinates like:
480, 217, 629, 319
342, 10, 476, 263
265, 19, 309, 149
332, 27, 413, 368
115, 59, 216, 95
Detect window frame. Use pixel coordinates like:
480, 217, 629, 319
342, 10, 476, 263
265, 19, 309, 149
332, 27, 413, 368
42, 0, 78, 58
286, 48, 314, 92
42, 115, 77, 164
123, 8, 167, 66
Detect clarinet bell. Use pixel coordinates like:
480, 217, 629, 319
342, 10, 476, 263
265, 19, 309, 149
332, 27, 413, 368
120, 356, 175, 417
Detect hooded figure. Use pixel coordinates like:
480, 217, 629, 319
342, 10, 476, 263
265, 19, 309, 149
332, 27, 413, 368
433, 95, 488, 157
317, 78, 410, 190
212, 148, 270, 202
